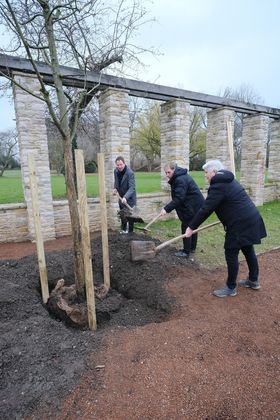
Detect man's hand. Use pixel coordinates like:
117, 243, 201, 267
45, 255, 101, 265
159, 208, 167, 216
185, 227, 193, 238
122, 197, 127, 204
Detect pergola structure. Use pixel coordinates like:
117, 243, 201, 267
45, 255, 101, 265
0, 53, 279, 243
1, 53, 280, 116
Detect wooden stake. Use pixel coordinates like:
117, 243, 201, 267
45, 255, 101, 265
97, 153, 110, 290
28, 154, 49, 304
227, 120, 236, 176
75, 149, 97, 331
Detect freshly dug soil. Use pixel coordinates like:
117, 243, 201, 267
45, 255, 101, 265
0, 232, 280, 419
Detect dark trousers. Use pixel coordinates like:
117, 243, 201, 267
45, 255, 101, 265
120, 217, 134, 233
225, 245, 259, 289
181, 221, 198, 255
119, 203, 134, 232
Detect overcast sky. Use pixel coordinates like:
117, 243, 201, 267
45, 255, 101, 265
1, 0, 279, 130
138, 0, 280, 106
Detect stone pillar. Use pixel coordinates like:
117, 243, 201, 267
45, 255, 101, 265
160, 100, 190, 190
13, 72, 55, 241
206, 107, 235, 170
99, 88, 130, 227
240, 114, 269, 205
268, 119, 280, 182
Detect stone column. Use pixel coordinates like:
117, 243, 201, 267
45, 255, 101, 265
99, 88, 130, 227
240, 114, 269, 205
13, 72, 55, 241
268, 119, 280, 182
206, 107, 235, 170
160, 100, 190, 190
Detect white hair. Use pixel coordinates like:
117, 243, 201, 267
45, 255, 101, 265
202, 159, 225, 172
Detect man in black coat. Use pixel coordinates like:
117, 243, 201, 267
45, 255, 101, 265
160, 162, 205, 258
113, 156, 136, 234
185, 159, 267, 297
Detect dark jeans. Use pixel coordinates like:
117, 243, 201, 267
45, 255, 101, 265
225, 245, 259, 289
181, 221, 198, 255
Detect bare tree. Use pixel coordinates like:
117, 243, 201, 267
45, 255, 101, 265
131, 101, 161, 171
128, 96, 146, 169
189, 106, 207, 169
0, 0, 154, 295
0, 129, 18, 176
220, 84, 264, 169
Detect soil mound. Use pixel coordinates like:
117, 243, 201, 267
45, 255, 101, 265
0, 232, 190, 418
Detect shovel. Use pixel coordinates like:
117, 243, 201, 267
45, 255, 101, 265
135, 212, 162, 232
130, 221, 221, 262
115, 191, 145, 224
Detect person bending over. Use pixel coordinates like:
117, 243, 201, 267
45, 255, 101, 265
185, 159, 267, 297
160, 162, 205, 258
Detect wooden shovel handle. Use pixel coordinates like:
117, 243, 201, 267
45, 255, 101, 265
155, 221, 221, 252
115, 191, 134, 211
143, 213, 162, 230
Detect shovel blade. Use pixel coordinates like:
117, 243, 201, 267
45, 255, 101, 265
126, 212, 145, 224
130, 240, 156, 261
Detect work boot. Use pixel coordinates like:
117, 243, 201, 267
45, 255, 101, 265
239, 278, 260, 290
175, 249, 189, 258
213, 285, 237, 297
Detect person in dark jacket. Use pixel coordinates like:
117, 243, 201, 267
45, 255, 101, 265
113, 156, 136, 234
160, 162, 205, 258
185, 159, 267, 297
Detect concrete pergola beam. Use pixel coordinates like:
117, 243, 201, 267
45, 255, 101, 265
1, 53, 280, 118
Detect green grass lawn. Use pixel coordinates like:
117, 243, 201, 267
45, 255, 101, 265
0, 170, 198, 204
0, 168, 271, 205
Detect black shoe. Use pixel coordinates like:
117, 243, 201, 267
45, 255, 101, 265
175, 250, 189, 258
239, 278, 260, 290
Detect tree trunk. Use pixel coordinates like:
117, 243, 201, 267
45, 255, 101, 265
41, 3, 85, 297
63, 137, 85, 298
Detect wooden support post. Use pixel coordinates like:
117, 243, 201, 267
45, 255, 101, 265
28, 154, 49, 304
75, 149, 97, 331
97, 153, 111, 290
227, 119, 236, 176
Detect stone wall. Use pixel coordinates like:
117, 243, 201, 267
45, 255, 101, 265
0, 193, 172, 244
0, 204, 29, 243
1, 188, 279, 244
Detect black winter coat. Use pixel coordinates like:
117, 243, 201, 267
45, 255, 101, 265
114, 165, 136, 207
164, 167, 205, 223
188, 170, 267, 249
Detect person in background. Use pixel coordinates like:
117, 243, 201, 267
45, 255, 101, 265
159, 162, 205, 258
113, 156, 136, 234
185, 159, 267, 297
